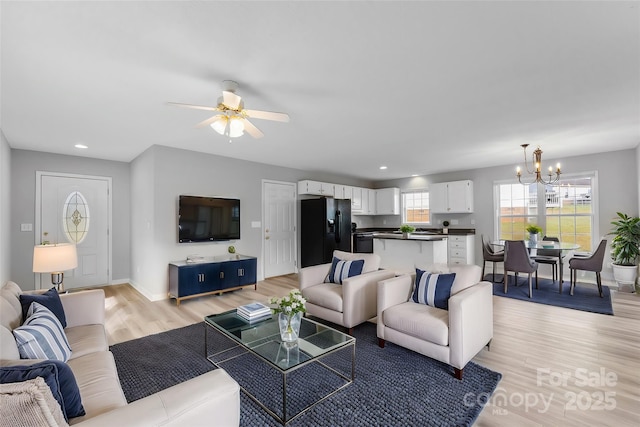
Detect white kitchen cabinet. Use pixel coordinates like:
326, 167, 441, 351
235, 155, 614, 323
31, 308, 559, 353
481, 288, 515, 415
333, 184, 346, 199
447, 235, 475, 265
298, 180, 333, 196
367, 189, 377, 214
375, 188, 400, 215
343, 185, 353, 201
430, 180, 474, 213
351, 187, 363, 212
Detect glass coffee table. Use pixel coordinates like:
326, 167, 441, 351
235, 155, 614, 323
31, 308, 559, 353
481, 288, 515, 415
204, 310, 355, 425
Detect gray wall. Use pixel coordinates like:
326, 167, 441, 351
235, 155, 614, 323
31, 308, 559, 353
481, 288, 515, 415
129, 145, 369, 300
372, 148, 639, 278
0, 132, 11, 284
10, 150, 131, 290
637, 144, 640, 213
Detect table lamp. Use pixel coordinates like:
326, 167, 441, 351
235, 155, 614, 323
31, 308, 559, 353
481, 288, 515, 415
33, 243, 78, 292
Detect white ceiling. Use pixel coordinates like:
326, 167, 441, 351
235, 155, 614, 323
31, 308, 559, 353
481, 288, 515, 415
1, 1, 639, 181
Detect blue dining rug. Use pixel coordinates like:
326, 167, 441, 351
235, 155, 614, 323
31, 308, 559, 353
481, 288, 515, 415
486, 274, 613, 315
111, 321, 502, 426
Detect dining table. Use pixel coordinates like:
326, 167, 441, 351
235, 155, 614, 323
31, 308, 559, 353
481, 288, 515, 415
492, 240, 580, 293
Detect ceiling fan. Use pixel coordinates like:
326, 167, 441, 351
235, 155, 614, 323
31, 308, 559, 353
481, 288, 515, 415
168, 80, 289, 139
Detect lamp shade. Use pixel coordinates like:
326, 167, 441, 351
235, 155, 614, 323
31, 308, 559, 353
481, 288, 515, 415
33, 243, 78, 273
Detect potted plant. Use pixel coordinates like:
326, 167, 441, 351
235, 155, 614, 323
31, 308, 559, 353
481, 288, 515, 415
526, 224, 543, 244
399, 224, 415, 238
609, 212, 640, 291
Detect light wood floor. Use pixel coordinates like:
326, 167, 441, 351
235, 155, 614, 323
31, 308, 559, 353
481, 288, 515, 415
100, 276, 640, 427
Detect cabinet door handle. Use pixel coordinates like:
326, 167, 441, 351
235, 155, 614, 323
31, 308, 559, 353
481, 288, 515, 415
239, 268, 244, 276
220, 271, 224, 279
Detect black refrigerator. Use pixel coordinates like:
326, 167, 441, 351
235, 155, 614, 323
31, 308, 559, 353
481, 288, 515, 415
301, 197, 352, 268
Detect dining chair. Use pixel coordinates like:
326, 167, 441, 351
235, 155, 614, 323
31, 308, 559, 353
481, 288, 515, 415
504, 240, 538, 298
568, 239, 607, 297
481, 234, 504, 282
531, 236, 560, 282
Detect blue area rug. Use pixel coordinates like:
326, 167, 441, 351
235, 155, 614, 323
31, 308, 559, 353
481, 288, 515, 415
111, 322, 502, 426
487, 274, 613, 315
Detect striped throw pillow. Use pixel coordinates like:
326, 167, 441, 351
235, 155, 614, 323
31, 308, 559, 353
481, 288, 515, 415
325, 257, 365, 285
412, 269, 457, 310
12, 302, 72, 362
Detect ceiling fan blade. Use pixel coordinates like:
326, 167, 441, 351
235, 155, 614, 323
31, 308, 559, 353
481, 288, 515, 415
167, 102, 219, 112
241, 119, 264, 139
196, 115, 224, 129
222, 91, 242, 110
244, 109, 290, 122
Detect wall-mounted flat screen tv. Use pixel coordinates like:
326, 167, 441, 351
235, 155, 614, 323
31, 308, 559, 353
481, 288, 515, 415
178, 195, 240, 242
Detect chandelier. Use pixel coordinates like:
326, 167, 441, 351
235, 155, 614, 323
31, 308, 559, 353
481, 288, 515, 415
516, 144, 561, 185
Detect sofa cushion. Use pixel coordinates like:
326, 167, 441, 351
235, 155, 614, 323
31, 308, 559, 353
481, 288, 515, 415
1, 282, 23, 323
0, 326, 20, 360
13, 302, 72, 362
21, 287, 67, 328
325, 257, 364, 285
65, 325, 109, 360
383, 301, 449, 346
0, 376, 69, 427
303, 283, 343, 312
66, 351, 127, 421
412, 270, 456, 310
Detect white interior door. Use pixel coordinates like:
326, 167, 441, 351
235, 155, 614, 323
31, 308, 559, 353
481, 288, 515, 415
263, 180, 297, 278
37, 173, 111, 289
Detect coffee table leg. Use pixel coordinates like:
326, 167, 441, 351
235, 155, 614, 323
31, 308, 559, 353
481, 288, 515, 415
282, 372, 287, 423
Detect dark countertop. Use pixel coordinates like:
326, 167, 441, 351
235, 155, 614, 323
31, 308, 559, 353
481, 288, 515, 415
354, 227, 475, 236
372, 233, 448, 241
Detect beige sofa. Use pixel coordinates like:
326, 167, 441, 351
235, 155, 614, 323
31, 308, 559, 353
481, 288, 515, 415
0, 281, 240, 426
299, 250, 395, 334
377, 264, 493, 380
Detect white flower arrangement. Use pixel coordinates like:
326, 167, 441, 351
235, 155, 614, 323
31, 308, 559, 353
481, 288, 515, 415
270, 289, 307, 316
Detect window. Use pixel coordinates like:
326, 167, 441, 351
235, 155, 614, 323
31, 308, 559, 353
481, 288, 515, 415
63, 191, 90, 244
402, 191, 430, 224
495, 173, 596, 251
545, 175, 595, 252
497, 183, 538, 241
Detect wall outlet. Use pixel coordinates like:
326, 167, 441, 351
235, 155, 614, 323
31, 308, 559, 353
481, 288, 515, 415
451, 219, 459, 225
383, 220, 387, 225
471, 219, 475, 225
251, 221, 261, 228
20, 223, 33, 232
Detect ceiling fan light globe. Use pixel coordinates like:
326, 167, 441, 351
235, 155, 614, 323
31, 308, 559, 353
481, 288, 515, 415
229, 118, 245, 137
211, 117, 227, 135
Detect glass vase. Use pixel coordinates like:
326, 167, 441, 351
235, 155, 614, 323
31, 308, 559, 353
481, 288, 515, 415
278, 312, 302, 343
529, 233, 539, 246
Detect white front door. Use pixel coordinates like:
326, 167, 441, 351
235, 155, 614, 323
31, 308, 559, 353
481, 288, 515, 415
37, 172, 111, 289
263, 180, 297, 278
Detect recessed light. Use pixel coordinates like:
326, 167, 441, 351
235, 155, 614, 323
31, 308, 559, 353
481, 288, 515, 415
411, 174, 419, 177
74, 144, 88, 149
379, 166, 388, 170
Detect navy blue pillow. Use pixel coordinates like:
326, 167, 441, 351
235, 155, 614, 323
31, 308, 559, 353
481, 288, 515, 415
412, 269, 456, 310
20, 287, 67, 328
0, 360, 85, 421
325, 257, 365, 284
0, 362, 65, 418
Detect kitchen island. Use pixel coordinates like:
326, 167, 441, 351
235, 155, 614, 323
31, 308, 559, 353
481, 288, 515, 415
373, 232, 448, 273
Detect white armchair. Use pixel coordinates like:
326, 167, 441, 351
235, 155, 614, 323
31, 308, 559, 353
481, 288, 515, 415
377, 264, 493, 379
299, 251, 395, 334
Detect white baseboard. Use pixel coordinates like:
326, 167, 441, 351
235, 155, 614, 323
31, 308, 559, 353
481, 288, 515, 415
128, 279, 169, 302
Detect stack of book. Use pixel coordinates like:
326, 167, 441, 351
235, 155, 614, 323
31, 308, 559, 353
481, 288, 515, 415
237, 302, 272, 323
